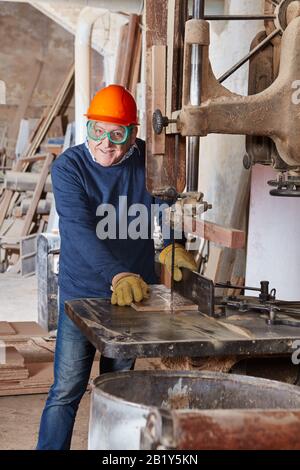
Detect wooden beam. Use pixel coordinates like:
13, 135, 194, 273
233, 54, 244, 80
0, 157, 25, 229
19, 154, 48, 163
145, 0, 187, 193
21, 154, 54, 237
128, 22, 142, 95
183, 216, 246, 249
121, 15, 140, 88
151, 45, 166, 155
114, 24, 129, 85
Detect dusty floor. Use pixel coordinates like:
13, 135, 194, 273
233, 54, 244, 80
0, 392, 91, 450
0, 358, 162, 450
0, 272, 88, 449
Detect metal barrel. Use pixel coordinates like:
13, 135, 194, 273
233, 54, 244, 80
88, 370, 300, 450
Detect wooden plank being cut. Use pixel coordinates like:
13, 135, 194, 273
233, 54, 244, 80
131, 284, 198, 312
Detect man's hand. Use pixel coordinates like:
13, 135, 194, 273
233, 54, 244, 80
159, 243, 197, 282
111, 273, 149, 306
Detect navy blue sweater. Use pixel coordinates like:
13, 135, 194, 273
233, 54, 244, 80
51, 139, 159, 299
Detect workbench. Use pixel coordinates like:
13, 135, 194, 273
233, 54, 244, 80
65, 297, 300, 361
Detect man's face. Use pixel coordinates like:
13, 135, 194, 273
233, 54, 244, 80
87, 121, 137, 167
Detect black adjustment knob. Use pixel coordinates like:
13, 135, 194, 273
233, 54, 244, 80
259, 280, 269, 302
152, 109, 171, 135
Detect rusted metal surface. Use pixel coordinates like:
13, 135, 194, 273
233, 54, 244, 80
277, 0, 300, 31
146, 1, 300, 191
177, 14, 300, 169
91, 370, 300, 450
87, 370, 300, 450
246, 30, 281, 169
142, 408, 300, 450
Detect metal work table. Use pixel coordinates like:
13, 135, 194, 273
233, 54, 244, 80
65, 297, 300, 360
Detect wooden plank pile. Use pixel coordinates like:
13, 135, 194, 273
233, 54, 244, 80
0, 321, 54, 396
0, 321, 100, 396
0, 65, 74, 274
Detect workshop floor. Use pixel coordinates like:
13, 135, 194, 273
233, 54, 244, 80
0, 392, 90, 450
0, 272, 88, 450
0, 273, 162, 450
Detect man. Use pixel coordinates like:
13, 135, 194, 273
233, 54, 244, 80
37, 85, 196, 450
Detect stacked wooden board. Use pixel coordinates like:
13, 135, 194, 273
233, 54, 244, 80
0, 321, 100, 396
0, 321, 54, 396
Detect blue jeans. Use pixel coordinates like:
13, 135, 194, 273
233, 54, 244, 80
36, 296, 135, 450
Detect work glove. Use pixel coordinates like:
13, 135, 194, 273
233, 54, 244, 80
159, 243, 197, 282
111, 273, 150, 306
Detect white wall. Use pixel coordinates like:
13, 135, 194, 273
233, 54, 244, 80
246, 166, 300, 300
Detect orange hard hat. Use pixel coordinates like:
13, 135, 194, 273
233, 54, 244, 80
85, 84, 139, 126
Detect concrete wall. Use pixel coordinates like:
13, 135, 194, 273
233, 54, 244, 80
0, 3, 73, 108
0, 2, 74, 143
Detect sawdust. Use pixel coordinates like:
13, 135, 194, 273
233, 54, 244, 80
190, 356, 239, 373
217, 321, 253, 339
161, 355, 239, 373
161, 356, 192, 370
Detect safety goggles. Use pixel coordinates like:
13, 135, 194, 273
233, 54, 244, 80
87, 120, 133, 145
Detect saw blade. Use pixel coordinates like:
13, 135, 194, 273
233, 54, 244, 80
170, 236, 176, 312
